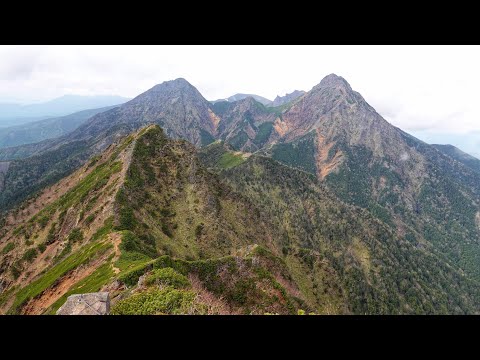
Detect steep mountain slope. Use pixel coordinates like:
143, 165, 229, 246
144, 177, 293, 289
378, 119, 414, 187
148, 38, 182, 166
0, 131, 135, 314
432, 144, 480, 174
200, 146, 480, 314
0, 79, 219, 211
2, 125, 480, 314
211, 97, 279, 152
271, 90, 305, 107
261, 74, 480, 282
0, 80, 284, 210
0, 105, 119, 149
0, 126, 305, 315
212, 93, 272, 106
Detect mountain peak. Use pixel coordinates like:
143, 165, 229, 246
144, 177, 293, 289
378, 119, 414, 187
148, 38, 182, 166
130, 78, 205, 106
318, 73, 351, 89
151, 77, 195, 91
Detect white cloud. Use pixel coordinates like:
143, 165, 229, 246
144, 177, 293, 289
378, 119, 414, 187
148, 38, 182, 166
1, 45, 480, 136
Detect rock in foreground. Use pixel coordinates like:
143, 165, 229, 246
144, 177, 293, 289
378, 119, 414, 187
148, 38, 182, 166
56, 292, 110, 315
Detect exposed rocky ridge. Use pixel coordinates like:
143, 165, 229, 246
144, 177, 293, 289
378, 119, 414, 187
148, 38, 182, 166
212, 97, 279, 152
272, 90, 305, 107
263, 74, 480, 283
211, 93, 272, 106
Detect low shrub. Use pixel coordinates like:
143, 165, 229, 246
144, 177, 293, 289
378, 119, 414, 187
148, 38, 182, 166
110, 287, 195, 315
144, 267, 190, 288
1, 242, 15, 255
21, 248, 38, 263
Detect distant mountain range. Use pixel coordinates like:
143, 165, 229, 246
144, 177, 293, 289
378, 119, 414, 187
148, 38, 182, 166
412, 130, 480, 161
0, 95, 130, 127
211, 93, 273, 105
1, 75, 480, 315
271, 90, 306, 107
211, 90, 305, 108
0, 105, 120, 149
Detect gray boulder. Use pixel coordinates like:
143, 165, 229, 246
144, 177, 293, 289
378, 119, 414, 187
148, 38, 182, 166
56, 292, 110, 315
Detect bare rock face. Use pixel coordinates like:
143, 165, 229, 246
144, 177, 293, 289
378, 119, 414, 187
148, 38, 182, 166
56, 292, 110, 315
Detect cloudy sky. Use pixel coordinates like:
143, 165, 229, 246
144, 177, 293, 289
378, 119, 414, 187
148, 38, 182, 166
0, 45, 479, 154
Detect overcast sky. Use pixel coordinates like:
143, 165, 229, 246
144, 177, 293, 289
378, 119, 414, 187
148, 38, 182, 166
0, 45, 479, 138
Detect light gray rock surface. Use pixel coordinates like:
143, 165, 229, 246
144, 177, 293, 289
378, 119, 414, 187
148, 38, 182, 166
56, 292, 110, 315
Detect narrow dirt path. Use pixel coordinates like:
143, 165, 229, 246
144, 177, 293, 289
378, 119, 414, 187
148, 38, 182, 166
110, 232, 123, 275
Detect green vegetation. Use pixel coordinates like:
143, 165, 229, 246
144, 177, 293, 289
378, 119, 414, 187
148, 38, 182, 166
85, 214, 95, 225
8, 241, 112, 314
45, 223, 57, 245
21, 248, 38, 263
4, 121, 480, 315
220, 154, 480, 314
271, 133, 318, 175
91, 217, 114, 242
253, 122, 274, 147
68, 228, 84, 242
115, 253, 302, 314
211, 101, 233, 116
145, 268, 190, 288
37, 242, 47, 253
1, 242, 14, 255
200, 129, 215, 146
47, 262, 115, 314
57, 161, 121, 211
119, 263, 154, 287
111, 287, 196, 315
0, 140, 92, 211
120, 231, 157, 258
55, 228, 86, 262
115, 251, 152, 273
228, 131, 249, 150
0, 286, 17, 308
218, 152, 245, 169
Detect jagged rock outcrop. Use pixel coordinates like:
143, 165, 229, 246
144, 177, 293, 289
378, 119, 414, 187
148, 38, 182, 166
271, 90, 305, 107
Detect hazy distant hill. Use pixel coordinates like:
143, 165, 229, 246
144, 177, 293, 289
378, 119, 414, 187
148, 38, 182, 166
0, 95, 129, 127
0, 105, 119, 149
271, 90, 305, 107
432, 144, 480, 174
211, 93, 272, 106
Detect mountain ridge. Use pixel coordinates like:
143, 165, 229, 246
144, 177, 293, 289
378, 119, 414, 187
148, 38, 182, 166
1, 75, 480, 315
211, 93, 272, 106
2, 125, 479, 314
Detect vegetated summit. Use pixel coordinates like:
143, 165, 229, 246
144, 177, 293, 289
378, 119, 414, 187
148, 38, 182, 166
0, 74, 479, 315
